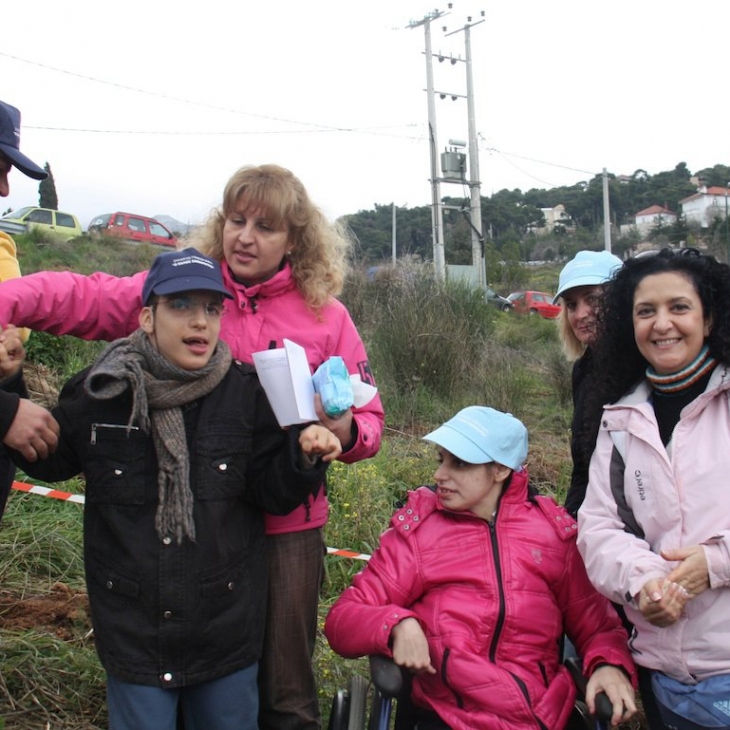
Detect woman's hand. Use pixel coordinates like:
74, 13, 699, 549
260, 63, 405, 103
586, 665, 636, 727
636, 578, 689, 627
298, 425, 342, 462
662, 545, 710, 598
391, 617, 436, 675
314, 394, 354, 451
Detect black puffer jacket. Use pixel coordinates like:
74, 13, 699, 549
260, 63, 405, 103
12, 360, 327, 688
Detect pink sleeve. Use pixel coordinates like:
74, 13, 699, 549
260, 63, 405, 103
0, 269, 147, 341
331, 307, 384, 464
561, 542, 637, 686
324, 529, 421, 659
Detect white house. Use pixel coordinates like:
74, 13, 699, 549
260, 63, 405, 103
634, 204, 676, 235
532, 204, 573, 236
679, 186, 730, 227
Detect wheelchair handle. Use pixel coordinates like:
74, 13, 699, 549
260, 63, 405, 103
369, 655, 404, 699
564, 656, 614, 724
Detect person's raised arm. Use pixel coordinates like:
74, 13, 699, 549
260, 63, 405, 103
0, 269, 147, 341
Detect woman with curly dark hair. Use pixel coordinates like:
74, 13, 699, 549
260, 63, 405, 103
577, 248, 730, 730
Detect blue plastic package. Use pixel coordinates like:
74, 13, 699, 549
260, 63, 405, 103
312, 357, 354, 417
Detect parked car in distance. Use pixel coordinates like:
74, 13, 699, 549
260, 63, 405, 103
0, 206, 82, 241
88, 212, 177, 247
507, 290, 561, 319
486, 285, 512, 312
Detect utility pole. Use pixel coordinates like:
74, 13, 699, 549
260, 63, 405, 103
446, 15, 485, 287
392, 202, 397, 265
409, 10, 448, 280
602, 168, 612, 252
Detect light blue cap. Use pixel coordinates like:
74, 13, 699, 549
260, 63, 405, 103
423, 406, 528, 471
553, 250, 623, 304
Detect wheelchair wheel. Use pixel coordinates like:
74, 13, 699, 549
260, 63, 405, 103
329, 688, 350, 730
347, 674, 368, 730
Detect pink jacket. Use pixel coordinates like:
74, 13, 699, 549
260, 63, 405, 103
0, 262, 384, 533
577, 365, 730, 683
325, 472, 634, 730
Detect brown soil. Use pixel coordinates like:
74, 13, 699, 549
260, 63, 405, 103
0, 582, 91, 640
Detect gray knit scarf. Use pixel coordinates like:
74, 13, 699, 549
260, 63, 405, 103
84, 328, 232, 544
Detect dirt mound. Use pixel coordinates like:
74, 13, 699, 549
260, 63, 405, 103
0, 582, 91, 641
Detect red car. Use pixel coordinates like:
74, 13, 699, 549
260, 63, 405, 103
507, 290, 561, 319
88, 212, 178, 248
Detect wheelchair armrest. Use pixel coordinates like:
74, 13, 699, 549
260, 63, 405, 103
369, 655, 404, 699
564, 656, 613, 724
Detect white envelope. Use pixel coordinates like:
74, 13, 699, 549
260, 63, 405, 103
252, 339, 317, 427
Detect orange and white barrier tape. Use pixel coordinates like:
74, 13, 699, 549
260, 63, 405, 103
11, 480, 86, 504
11, 481, 373, 561
326, 547, 371, 561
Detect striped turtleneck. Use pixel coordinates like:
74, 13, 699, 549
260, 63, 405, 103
647, 345, 716, 445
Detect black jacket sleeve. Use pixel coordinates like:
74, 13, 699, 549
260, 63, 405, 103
244, 376, 329, 515
7, 371, 85, 482
0, 370, 29, 440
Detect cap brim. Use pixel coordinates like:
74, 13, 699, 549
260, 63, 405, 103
153, 278, 233, 300
423, 423, 491, 464
552, 276, 607, 304
0, 143, 47, 180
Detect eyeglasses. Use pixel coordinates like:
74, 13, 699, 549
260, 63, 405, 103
154, 296, 226, 319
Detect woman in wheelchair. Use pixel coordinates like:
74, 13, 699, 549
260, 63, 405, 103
325, 407, 636, 730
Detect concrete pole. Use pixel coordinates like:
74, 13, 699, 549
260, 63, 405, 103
424, 18, 445, 279
602, 168, 612, 252
392, 202, 397, 265
464, 24, 484, 288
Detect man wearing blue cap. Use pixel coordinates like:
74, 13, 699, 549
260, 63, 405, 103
0, 99, 58, 520
6, 247, 342, 730
326, 406, 637, 730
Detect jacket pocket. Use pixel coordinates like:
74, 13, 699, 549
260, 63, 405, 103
85, 424, 150, 505
194, 422, 252, 500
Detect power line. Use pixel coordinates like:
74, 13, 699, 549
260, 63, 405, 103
1, 51, 422, 141
477, 133, 598, 177
25, 124, 421, 138
3, 51, 601, 186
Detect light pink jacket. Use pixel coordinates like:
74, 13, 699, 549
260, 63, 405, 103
577, 365, 730, 683
0, 262, 384, 534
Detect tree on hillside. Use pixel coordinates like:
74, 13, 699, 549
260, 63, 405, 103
38, 163, 58, 209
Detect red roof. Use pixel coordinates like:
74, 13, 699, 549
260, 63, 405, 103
679, 186, 730, 204
636, 205, 675, 217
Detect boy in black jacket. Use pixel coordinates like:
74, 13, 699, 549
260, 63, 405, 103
4, 248, 340, 730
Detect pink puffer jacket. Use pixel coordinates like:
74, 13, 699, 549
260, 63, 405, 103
325, 471, 634, 730
0, 261, 384, 533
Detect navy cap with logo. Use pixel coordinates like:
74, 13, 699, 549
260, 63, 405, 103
142, 248, 233, 305
0, 101, 48, 180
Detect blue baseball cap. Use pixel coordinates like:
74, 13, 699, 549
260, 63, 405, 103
0, 100, 47, 180
142, 248, 233, 305
423, 406, 528, 471
553, 250, 622, 304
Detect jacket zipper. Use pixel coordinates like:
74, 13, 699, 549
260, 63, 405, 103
440, 647, 464, 708
488, 514, 548, 730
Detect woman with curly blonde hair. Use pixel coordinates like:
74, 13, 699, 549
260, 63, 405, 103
0, 163, 385, 730
188, 164, 349, 309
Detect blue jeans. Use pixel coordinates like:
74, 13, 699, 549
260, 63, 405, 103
258, 528, 326, 730
107, 664, 259, 730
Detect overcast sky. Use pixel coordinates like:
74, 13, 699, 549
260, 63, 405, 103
3, 0, 728, 229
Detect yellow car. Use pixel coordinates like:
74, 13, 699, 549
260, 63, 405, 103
0, 206, 83, 241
